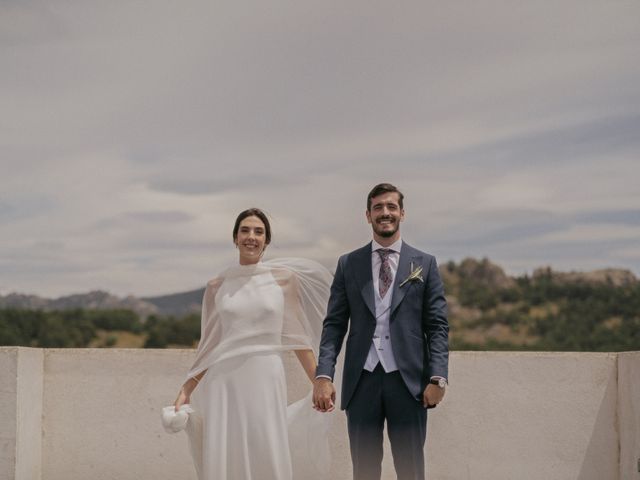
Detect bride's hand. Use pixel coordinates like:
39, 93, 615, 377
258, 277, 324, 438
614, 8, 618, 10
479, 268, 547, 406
174, 378, 198, 411
174, 388, 190, 412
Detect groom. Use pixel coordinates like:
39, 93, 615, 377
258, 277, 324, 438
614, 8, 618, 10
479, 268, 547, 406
313, 183, 449, 480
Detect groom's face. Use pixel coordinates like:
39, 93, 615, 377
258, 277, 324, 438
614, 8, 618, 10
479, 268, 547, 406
366, 192, 405, 239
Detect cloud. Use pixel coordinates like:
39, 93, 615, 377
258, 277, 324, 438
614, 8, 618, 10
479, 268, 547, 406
575, 209, 640, 226
146, 175, 296, 196
95, 211, 195, 228
1, 0, 640, 295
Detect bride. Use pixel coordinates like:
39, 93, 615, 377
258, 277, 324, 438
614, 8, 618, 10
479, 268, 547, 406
172, 208, 333, 480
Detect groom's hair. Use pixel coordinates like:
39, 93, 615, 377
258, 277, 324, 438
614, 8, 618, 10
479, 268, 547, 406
233, 208, 272, 245
367, 183, 404, 211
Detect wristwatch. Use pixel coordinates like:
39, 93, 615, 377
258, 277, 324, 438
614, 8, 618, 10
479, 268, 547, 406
430, 377, 447, 388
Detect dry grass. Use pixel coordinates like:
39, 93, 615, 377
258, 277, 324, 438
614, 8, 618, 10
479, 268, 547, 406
89, 330, 147, 348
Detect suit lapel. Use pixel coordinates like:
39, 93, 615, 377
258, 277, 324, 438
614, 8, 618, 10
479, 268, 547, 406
390, 242, 421, 316
355, 243, 376, 318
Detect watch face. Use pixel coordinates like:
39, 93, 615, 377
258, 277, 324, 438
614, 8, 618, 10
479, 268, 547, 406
438, 379, 446, 388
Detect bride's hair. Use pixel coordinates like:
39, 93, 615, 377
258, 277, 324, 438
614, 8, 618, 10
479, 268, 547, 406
232, 208, 272, 245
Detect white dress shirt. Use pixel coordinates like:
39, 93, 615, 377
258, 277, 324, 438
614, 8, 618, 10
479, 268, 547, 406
363, 238, 402, 372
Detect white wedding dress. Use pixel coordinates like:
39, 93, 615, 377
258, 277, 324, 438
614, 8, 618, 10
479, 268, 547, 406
183, 259, 333, 480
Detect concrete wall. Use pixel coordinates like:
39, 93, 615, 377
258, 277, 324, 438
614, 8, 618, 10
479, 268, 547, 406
0, 348, 42, 480
1, 348, 638, 480
619, 352, 640, 480
426, 352, 619, 480
0, 348, 18, 480
41, 348, 195, 480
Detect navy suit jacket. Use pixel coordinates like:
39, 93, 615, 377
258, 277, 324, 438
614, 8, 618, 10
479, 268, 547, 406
316, 241, 449, 410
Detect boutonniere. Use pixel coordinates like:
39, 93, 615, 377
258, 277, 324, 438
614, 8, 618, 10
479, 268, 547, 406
399, 262, 424, 288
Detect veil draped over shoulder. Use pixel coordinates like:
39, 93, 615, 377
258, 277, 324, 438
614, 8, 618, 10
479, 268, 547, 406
184, 258, 335, 479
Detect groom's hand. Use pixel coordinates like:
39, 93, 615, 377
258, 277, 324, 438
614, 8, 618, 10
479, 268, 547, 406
313, 378, 336, 412
423, 384, 445, 409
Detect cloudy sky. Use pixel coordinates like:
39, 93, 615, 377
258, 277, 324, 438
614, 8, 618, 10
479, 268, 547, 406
2, 1, 639, 297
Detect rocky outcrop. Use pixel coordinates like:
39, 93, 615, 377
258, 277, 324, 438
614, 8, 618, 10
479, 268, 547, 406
532, 267, 637, 287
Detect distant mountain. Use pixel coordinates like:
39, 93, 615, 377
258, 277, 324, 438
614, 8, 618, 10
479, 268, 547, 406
0, 288, 206, 318
532, 266, 637, 287
441, 258, 637, 290
1, 259, 637, 321
142, 288, 204, 317
0, 290, 160, 318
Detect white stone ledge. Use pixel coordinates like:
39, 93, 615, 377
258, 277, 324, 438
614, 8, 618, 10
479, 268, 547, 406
1, 348, 638, 480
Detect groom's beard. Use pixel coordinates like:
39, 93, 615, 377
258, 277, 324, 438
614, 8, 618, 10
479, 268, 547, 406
373, 217, 399, 238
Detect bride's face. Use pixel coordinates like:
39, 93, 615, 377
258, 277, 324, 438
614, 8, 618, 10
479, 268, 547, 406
235, 216, 267, 265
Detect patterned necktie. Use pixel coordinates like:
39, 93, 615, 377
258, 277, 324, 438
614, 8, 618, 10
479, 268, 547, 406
377, 249, 393, 298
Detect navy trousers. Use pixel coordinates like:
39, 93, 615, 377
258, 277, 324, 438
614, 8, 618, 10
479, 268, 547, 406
346, 364, 428, 480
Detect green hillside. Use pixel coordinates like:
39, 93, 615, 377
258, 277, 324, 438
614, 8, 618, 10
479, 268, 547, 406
1, 258, 639, 351
443, 258, 640, 351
